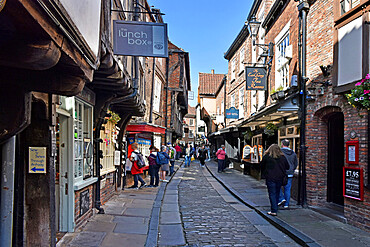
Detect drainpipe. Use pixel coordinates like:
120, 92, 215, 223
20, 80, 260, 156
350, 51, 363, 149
298, 0, 310, 207
165, 56, 169, 142
224, 76, 227, 128
149, 58, 156, 123
0, 136, 16, 246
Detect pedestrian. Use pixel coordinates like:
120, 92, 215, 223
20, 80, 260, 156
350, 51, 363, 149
147, 146, 160, 187
197, 144, 208, 167
167, 142, 176, 176
184, 143, 192, 167
216, 145, 226, 172
278, 139, 298, 209
205, 144, 211, 161
175, 143, 181, 160
260, 144, 289, 216
157, 145, 170, 182
128, 142, 146, 189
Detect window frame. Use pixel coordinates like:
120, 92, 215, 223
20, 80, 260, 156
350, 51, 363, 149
239, 87, 244, 119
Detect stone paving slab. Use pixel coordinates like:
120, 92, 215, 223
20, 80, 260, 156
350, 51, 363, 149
160, 211, 182, 224
83, 221, 116, 233
113, 222, 148, 234
161, 203, 179, 212
69, 232, 106, 247
158, 224, 186, 246
100, 233, 147, 247
113, 215, 146, 224
123, 207, 152, 217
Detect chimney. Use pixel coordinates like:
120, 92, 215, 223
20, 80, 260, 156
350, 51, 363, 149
211, 69, 214, 74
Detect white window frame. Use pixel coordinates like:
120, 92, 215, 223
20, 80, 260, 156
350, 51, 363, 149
73, 99, 94, 183
239, 47, 245, 72
251, 91, 257, 114
221, 100, 224, 115
231, 58, 236, 80
189, 119, 194, 126
230, 93, 235, 108
239, 87, 244, 119
275, 22, 291, 90
189, 130, 194, 138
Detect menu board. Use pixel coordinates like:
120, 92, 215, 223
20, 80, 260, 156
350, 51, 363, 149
343, 167, 363, 201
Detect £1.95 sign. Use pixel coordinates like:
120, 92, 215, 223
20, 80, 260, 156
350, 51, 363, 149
246, 67, 267, 90
343, 167, 363, 201
113, 21, 168, 58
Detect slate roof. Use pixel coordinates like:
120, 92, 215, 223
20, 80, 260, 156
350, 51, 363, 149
198, 72, 225, 95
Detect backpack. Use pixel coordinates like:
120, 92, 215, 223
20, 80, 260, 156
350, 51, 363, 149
133, 151, 146, 168
169, 149, 175, 159
156, 152, 167, 165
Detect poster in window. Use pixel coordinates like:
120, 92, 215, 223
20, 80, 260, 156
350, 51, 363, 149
346, 141, 359, 164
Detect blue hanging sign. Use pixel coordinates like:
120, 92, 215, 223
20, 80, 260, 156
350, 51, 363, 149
225, 107, 239, 119
246, 66, 267, 90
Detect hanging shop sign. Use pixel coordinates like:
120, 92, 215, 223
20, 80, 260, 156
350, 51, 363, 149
246, 66, 267, 90
343, 167, 363, 201
113, 21, 168, 57
225, 107, 239, 119
346, 140, 359, 164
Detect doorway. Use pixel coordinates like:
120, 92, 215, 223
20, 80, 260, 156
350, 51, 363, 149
55, 113, 74, 232
327, 112, 344, 206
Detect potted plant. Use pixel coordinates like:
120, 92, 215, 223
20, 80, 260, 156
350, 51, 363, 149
346, 74, 370, 112
264, 123, 278, 136
270, 88, 278, 101
276, 85, 285, 99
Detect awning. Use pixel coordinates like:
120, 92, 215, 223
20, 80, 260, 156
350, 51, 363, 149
239, 94, 299, 128
126, 123, 166, 134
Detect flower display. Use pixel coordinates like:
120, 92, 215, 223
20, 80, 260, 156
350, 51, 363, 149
346, 74, 370, 110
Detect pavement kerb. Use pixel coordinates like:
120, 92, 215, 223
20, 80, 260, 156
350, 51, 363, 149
205, 163, 320, 247
145, 160, 184, 247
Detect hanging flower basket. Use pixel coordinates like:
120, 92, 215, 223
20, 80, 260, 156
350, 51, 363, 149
264, 123, 278, 136
346, 74, 370, 111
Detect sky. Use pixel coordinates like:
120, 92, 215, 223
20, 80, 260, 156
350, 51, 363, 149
149, 0, 254, 107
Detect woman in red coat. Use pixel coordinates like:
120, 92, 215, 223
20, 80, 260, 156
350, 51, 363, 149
128, 142, 146, 189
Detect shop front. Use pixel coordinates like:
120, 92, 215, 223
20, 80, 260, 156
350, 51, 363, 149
55, 88, 97, 232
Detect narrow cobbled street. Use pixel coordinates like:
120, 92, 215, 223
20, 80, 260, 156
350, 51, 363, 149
178, 162, 298, 247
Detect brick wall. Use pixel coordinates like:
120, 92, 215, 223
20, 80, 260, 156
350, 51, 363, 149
74, 185, 94, 228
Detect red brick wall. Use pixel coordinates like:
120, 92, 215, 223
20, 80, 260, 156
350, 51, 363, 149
100, 172, 117, 204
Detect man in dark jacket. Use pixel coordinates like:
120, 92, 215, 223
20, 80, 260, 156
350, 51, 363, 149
278, 139, 298, 208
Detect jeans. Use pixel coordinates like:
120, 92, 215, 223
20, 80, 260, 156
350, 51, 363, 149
149, 165, 160, 186
266, 180, 282, 213
133, 174, 145, 187
169, 160, 175, 175
279, 177, 293, 206
184, 155, 191, 167
176, 152, 180, 160
217, 159, 225, 172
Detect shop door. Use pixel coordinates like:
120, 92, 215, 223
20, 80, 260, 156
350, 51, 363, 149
56, 114, 74, 232
327, 112, 344, 205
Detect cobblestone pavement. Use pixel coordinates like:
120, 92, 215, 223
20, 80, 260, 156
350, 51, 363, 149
179, 162, 299, 247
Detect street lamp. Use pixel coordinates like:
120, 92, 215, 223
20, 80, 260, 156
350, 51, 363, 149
246, 16, 274, 62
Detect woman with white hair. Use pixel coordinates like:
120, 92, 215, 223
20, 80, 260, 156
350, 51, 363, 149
157, 145, 170, 182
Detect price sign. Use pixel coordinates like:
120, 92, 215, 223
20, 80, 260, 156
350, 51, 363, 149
343, 167, 363, 201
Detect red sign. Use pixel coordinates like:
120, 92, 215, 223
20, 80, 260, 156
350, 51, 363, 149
343, 167, 363, 201
346, 141, 359, 164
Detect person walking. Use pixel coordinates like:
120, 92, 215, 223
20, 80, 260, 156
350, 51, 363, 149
205, 144, 211, 161
278, 139, 298, 209
260, 144, 289, 216
216, 145, 226, 172
175, 143, 181, 160
167, 143, 177, 176
197, 144, 208, 167
184, 143, 192, 167
147, 146, 160, 187
128, 142, 146, 189
157, 145, 170, 182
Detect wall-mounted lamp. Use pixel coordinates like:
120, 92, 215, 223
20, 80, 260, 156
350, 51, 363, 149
319, 65, 332, 77
246, 16, 274, 62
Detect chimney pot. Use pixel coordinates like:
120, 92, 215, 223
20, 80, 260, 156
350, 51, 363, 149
211, 69, 214, 74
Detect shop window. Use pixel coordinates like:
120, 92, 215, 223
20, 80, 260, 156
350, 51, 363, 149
74, 100, 93, 181
100, 121, 117, 175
